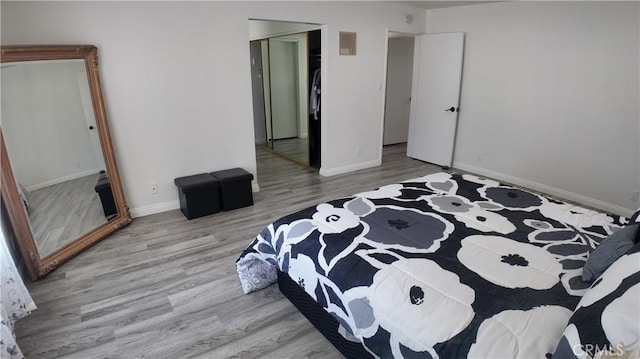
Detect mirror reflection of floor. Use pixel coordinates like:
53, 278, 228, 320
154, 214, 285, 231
27, 173, 108, 257
272, 137, 308, 164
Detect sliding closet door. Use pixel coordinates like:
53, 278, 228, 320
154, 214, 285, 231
250, 26, 319, 168
269, 39, 299, 140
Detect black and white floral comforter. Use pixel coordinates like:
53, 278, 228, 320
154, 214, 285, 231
237, 172, 627, 358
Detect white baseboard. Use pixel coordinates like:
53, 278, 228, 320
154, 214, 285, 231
27, 168, 101, 191
130, 200, 180, 218
319, 159, 381, 177
130, 182, 259, 218
453, 162, 633, 217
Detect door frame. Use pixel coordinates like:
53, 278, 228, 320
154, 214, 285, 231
378, 27, 423, 161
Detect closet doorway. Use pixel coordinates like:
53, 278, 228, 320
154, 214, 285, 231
249, 20, 321, 169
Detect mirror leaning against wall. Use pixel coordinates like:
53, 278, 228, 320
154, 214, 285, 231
0, 45, 131, 280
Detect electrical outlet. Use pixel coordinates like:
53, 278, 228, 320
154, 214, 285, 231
150, 183, 158, 194
355, 147, 361, 157
75, 161, 80, 168
477, 153, 483, 162
631, 190, 639, 202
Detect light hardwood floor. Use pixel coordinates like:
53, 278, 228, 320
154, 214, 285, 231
27, 173, 108, 257
272, 137, 309, 165
15, 143, 441, 359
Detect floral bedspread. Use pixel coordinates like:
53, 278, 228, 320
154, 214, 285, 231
236, 172, 626, 358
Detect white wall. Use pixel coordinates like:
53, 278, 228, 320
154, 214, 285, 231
426, 1, 640, 216
1, 60, 100, 190
1, 1, 425, 217
383, 36, 414, 145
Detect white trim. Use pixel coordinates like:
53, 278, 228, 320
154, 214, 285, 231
130, 200, 180, 218
387, 27, 424, 37
319, 24, 328, 171
453, 161, 634, 217
319, 158, 381, 177
407, 33, 424, 158
131, 182, 259, 218
27, 168, 101, 191
270, 38, 298, 43
378, 30, 390, 162
249, 24, 322, 41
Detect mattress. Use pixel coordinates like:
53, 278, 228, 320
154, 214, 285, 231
237, 172, 626, 358
277, 269, 373, 358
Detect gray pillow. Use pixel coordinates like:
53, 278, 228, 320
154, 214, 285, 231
582, 224, 639, 282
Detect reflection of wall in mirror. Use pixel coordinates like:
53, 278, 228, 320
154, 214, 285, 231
250, 41, 267, 145
268, 39, 299, 140
261, 39, 272, 142
1, 60, 104, 191
277, 33, 308, 139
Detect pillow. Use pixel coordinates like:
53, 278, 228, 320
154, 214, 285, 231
582, 224, 639, 282
629, 208, 640, 224
553, 247, 640, 358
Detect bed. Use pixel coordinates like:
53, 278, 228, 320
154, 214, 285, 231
237, 172, 640, 358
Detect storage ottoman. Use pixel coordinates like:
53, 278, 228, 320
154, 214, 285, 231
94, 174, 117, 218
174, 173, 221, 220
209, 168, 254, 211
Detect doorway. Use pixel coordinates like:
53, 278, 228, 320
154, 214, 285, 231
383, 32, 415, 150
382, 31, 465, 168
249, 20, 322, 169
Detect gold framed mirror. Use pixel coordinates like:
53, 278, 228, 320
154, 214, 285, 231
0, 45, 131, 280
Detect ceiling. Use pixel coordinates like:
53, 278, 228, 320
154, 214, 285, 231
396, 1, 498, 10
388, 0, 497, 37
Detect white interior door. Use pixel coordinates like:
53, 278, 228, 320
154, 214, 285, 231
76, 68, 106, 171
407, 32, 464, 167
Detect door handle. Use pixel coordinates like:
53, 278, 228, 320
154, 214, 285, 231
89, 125, 96, 130
445, 107, 459, 113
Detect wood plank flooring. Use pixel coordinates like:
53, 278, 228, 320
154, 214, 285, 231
27, 173, 108, 257
15, 143, 441, 359
271, 137, 309, 165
